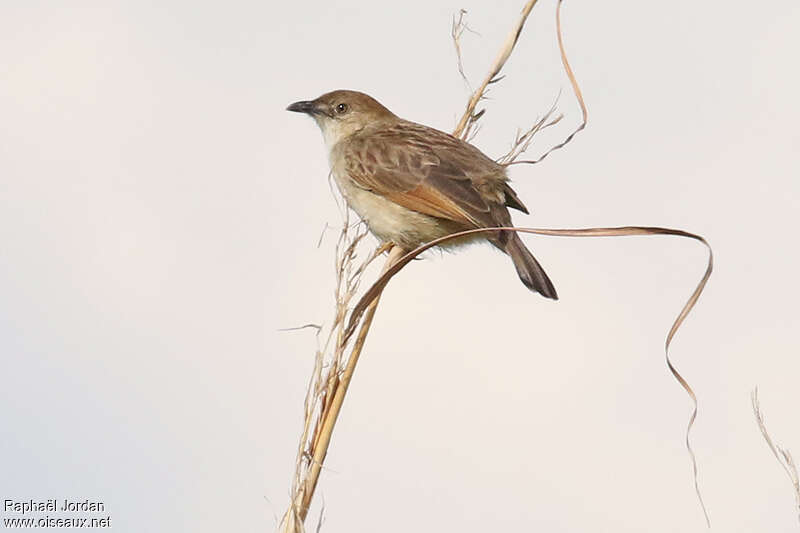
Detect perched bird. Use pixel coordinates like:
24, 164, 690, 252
287, 90, 557, 299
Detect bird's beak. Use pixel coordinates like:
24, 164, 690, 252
286, 100, 322, 116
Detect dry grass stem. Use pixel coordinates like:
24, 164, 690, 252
279, 209, 397, 533
506, 0, 588, 166
342, 224, 713, 528
451, 9, 476, 89
496, 96, 563, 165
752, 388, 800, 524
453, 1, 587, 166
453, 0, 541, 140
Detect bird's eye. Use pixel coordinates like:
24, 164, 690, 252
335, 103, 348, 114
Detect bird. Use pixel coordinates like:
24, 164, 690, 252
287, 89, 558, 300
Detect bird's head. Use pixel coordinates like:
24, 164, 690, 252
287, 90, 396, 149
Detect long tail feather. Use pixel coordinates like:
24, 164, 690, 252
503, 233, 558, 299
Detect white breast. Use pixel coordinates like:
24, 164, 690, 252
330, 169, 450, 250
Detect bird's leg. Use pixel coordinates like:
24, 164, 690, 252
376, 241, 395, 256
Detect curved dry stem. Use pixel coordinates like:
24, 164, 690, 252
752, 388, 800, 524
506, 0, 588, 166
343, 224, 713, 526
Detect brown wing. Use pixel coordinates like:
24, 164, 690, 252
340, 121, 515, 227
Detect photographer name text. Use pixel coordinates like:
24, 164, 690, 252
4, 499, 105, 515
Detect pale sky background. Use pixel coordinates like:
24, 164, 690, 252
1, 1, 799, 532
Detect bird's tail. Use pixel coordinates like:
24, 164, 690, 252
503, 233, 558, 300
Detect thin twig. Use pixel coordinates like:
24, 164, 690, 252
752, 388, 800, 525
451, 9, 475, 89
316, 223, 330, 248
506, 0, 588, 166
314, 501, 325, 533
496, 93, 563, 165
278, 324, 322, 333
453, 0, 540, 140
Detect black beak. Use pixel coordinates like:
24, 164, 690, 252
286, 100, 320, 115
